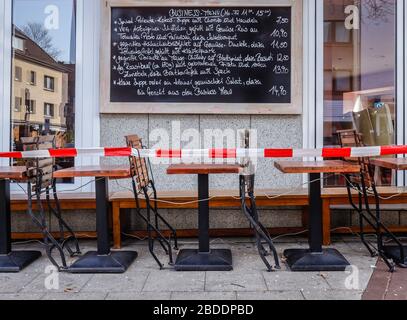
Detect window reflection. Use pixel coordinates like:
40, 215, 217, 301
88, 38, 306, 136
323, 0, 396, 186
11, 0, 76, 183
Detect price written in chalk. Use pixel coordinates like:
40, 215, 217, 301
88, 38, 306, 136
269, 85, 288, 97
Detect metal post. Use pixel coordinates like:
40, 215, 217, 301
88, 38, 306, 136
198, 174, 210, 253
308, 172, 323, 253
0, 179, 11, 255
96, 177, 110, 255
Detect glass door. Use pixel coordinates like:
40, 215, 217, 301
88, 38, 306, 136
321, 0, 399, 186
11, 0, 76, 183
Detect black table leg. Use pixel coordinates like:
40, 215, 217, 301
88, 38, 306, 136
175, 174, 233, 271
283, 173, 350, 271
68, 177, 137, 273
0, 179, 41, 272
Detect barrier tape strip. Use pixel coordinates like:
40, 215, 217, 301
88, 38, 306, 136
1, 145, 407, 159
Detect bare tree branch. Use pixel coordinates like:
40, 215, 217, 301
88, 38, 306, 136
22, 22, 62, 59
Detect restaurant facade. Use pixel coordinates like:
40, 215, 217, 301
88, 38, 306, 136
0, 0, 406, 233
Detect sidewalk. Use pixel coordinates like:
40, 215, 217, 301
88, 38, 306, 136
363, 259, 407, 300
0, 237, 377, 300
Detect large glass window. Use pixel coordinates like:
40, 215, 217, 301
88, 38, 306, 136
11, 0, 76, 181
323, 0, 397, 186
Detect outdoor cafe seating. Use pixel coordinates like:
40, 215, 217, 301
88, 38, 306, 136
126, 134, 178, 269
338, 130, 407, 271
21, 135, 81, 271
1, 132, 407, 274
239, 130, 280, 271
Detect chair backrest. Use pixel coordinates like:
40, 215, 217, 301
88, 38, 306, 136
337, 129, 374, 188
21, 135, 55, 192
125, 135, 151, 192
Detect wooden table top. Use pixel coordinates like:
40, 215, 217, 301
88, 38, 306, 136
167, 164, 242, 175
371, 158, 407, 170
274, 160, 360, 174
0, 166, 26, 180
53, 165, 131, 178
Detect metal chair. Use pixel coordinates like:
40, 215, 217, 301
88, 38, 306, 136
239, 130, 280, 271
125, 135, 177, 269
338, 129, 406, 271
21, 135, 81, 271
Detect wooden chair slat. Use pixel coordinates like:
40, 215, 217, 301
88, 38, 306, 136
126, 135, 151, 191
20, 135, 56, 193
337, 129, 373, 188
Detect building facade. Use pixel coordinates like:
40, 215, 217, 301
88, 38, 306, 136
1, 0, 406, 232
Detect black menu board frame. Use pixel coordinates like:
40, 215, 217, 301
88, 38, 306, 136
100, 0, 303, 114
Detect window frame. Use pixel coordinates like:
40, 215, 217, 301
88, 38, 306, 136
14, 65, 21, 81
14, 96, 21, 112
43, 102, 54, 118
27, 99, 35, 114
314, 0, 405, 187
43, 75, 55, 92
0, 0, 101, 193
12, 35, 24, 51
29, 70, 36, 85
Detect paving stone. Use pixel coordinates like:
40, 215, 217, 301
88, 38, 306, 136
384, 265, 407, 300
236, 290, 304, 300
363, 259, 407, 300
320, 268, 374, 291
302, 289, 363, 300
142, 271, 205, 292
0, 239, 375, 300
344, 255, 378, 270
106, 292, 172, 300
171, 291, 237, 300
125, 247, 178, 271
0, 273, 41, 294
205, 272, 267, 292
263, 272, 330, 291
41, 292, 107, 300
0, 293, 44, 300
362, 261, 390, 300
232, 252, 283, 273
81, 272, 149, 293
17, 254, 79, 274
20, 272, 93, 293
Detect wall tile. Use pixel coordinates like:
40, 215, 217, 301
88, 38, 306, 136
250, 115, 302, 189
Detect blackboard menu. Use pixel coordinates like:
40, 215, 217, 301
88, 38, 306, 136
110, 7, 291, 104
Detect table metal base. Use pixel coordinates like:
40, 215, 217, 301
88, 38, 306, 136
284, 248, 350, 271
174, 249, 233, 271
68, 251, 137, 273
0, 251, 41, 273
383, 245, 407, 266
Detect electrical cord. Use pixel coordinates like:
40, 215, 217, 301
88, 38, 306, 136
112, 174, 335, 205
16, 177, 105, 195
263, 174, 335, 199
10, 168, 407, 250
340, 173, 406, 201
12, 239, 46, 246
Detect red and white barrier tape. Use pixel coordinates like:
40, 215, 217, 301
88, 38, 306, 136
1, 145, 407, 159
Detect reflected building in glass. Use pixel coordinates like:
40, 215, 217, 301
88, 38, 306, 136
12, 27, 70, 144
323, 0, 396, 185
11, 0, 76, 176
